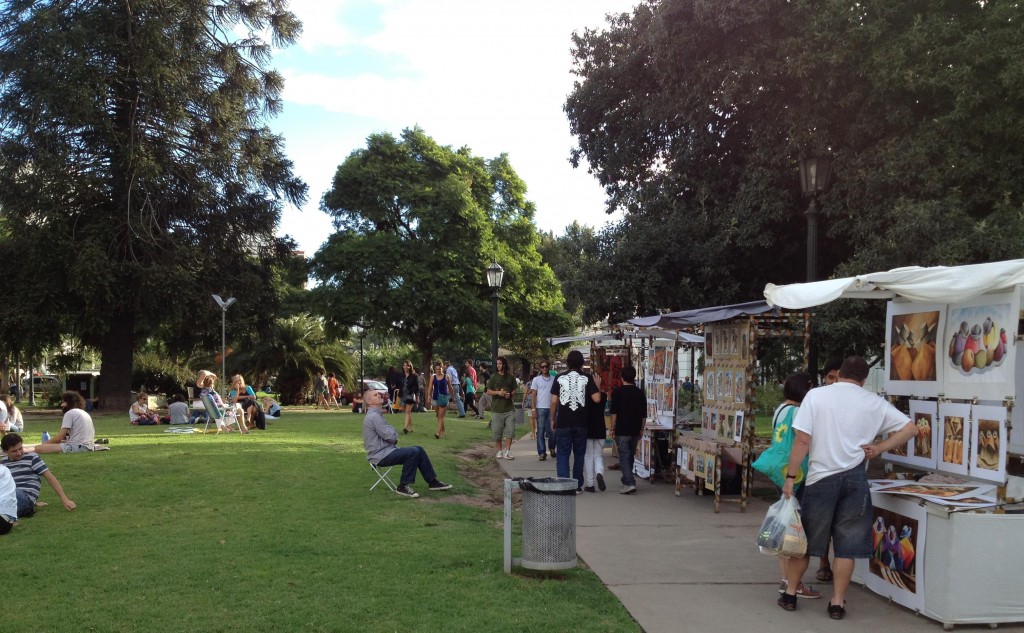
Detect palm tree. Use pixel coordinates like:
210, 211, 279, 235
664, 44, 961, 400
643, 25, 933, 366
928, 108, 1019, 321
233, 315, 355, 405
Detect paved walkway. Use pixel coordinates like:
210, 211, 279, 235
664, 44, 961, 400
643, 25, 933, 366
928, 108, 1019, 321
494, 433, 1019, 633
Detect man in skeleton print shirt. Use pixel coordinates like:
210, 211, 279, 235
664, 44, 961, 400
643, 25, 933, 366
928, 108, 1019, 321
550, 350, 603, 493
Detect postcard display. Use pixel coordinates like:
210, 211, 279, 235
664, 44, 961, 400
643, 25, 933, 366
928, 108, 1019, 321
635, 342, 675, 481
676, 320, 755, 512
850, 290, 1024, 628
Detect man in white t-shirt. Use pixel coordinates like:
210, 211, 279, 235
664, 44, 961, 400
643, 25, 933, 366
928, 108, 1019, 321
30, 392, 97, 454
528, 360, 556, 460
779, 356, 916, 619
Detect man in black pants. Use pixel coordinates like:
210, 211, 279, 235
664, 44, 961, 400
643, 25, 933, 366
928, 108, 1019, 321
610, 366, 646, 494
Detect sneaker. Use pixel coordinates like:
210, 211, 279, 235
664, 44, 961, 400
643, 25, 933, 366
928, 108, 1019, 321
428, 481, 452, 491
584, 486, 596, 493
777, 580, 821, 598
538, 453, 547, 461
575, 488, 583, 495
395, 485, 419, 498
496, 450, 504, 460
503, 450, 514, 460
778, 592, 797, 611
596, 473, 606, 491
620, 485, 637, 494
550, 449, 556, 458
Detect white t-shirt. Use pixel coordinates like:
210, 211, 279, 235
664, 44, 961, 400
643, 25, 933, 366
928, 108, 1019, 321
0, 465, 16, 522
0, 401, 7, 425
792, 382, 911, 486
529, 374, 556, 410
61, 408, 96, 447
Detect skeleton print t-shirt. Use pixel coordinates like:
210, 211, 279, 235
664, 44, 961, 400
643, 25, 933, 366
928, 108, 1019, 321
551, 370, 597, 428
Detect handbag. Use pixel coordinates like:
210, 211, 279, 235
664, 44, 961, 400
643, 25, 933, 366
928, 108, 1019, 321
751, 405, 807, 489
437, 394, 449, 407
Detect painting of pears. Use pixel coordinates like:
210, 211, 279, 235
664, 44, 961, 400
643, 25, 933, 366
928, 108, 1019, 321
947, 303, 1011, 376
890, 311, 939, 381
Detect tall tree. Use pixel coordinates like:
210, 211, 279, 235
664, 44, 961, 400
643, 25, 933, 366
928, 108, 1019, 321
0, 0, 307, 409
565, 0, 1024, 334
312, 127, 571, 370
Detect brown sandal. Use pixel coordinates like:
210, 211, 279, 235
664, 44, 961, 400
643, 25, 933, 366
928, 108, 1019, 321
816, 566, 833, 583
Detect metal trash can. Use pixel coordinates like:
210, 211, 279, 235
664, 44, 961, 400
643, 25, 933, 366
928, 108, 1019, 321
518, 477, 577, 570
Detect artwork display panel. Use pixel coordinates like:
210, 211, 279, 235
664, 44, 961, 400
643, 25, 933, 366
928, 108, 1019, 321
905, 399, 938, 470
855, 495, 927, 612
884, 302, 945, 398
970, 404, 1008, 483
734, 411, 744, 443
943, 290, 1019, 401
937, 401, 971, 476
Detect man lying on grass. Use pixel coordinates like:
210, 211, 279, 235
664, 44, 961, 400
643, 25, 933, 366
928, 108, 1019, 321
1, 433, 76, 517
362, 389, 452, 498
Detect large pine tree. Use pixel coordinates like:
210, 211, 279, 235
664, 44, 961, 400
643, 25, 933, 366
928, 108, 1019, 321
0, 0, 307, 408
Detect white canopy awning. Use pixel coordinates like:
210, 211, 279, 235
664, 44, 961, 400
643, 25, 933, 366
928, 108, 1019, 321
764, 259, 1024, 309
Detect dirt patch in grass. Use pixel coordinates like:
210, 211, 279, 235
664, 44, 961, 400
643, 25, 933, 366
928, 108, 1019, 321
446, 443, 518, 510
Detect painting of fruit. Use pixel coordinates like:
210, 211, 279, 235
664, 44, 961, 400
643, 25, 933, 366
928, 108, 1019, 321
947, 301, 1012, 377
889, 310, 939, 382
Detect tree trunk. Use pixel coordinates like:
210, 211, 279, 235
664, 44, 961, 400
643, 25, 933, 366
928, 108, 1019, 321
98, 311, 137, 412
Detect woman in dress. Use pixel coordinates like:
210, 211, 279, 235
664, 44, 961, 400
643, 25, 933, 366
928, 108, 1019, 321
400, 360, 419, 434
426, 362, 454, 439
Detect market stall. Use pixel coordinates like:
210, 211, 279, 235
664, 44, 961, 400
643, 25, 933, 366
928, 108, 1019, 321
764, 259, 1024, 629
629, 301, 810, 512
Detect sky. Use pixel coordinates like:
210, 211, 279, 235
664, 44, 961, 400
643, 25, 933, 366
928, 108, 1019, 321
268, 0, 639, 255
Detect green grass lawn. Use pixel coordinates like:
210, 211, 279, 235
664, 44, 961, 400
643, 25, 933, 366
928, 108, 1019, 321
11, 408, 640, 633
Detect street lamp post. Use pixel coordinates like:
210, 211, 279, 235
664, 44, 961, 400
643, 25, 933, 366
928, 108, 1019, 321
799, 156, 833, 381
355, 322, 366, 406
485, 260, 505, 368
212, 294, 237, 392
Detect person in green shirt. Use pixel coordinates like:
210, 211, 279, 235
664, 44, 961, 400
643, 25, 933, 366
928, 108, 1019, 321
486, 356, 519, 460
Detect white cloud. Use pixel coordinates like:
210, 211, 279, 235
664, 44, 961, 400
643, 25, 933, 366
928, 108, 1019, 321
277, 0, 635, 253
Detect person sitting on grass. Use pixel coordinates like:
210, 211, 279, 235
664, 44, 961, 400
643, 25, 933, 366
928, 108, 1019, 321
362, 389, 452, 498
262, 397, 282, 419
0, 466, 16, 535
0, 394, 23, 433
1, 433, 75, 517
129, 391, 161, 425
28, 391, 100, 454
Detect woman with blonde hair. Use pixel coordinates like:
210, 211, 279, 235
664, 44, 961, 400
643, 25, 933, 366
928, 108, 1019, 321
196, 370, 246, 433
229, 374, 257, 429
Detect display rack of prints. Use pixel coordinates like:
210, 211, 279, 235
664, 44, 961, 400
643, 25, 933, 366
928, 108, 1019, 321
645, 341, 675, 430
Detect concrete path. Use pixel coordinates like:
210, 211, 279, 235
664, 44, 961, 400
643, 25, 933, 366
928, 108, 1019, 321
494, 433, 1019, 633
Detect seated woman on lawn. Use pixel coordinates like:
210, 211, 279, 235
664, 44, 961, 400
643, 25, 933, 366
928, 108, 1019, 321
229, 374, 258, 429
261, 397, 282, 419
196, 370, 245, 434
129, 392, 161, 425
0, 395, 23, 433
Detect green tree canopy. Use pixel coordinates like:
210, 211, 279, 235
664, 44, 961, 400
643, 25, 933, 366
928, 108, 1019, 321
312, 127, 571, 370
564, 0, 1024, 350
0, 0, 307, 409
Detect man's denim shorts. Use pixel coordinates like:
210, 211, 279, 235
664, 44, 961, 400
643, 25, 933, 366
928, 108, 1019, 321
800, 464, 873, 558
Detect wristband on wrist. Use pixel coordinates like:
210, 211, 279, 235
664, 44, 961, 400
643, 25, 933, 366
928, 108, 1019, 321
785, 473, 797, 479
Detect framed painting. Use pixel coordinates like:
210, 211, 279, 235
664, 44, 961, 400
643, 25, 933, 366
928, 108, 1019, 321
904, 399, 938, 470
937, 401, 970, 476
733, 410, 744, 443
884, 301, 945, 398
855, 494, 926, 612
970, 404, 1008, 483
944, 289, 1020, 401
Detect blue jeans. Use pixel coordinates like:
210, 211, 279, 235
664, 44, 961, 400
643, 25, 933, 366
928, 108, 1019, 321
377, 446, 438, 487
452, 383, 466, 416
535, 409, 552, 455
15, 489, 35, 518
616, 436, 639, 486
555, 426, 588, 490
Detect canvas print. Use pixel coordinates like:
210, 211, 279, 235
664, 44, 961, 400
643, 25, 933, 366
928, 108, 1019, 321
652, 348, 666, 377
873, 482, 996, 501
694, 452, 705, 478
970, 404, 1008, 483
937, 401, 971, 476
901, 400, 938, 470
856, 495, 926, 612
734, 411, 744, 443
944, 290, 1020, 400
734, 372, 745, 403
705, 371, 715, 401
704, 453, 716, 489
885, 302, 945, 398
730, 328, 738, 356
741, 331, 748, 360
723, 371, 733, 400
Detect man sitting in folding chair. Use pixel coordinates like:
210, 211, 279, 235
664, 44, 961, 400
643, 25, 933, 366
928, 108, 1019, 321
362, 389, 452, 498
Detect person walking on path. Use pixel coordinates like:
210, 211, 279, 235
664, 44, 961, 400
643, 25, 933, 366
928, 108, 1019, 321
362, 390, 452, 498
445, 360, 466, 418
527, 361, 556, 460
427, 362, 454, 439
779, 356, 917, 620
399, 360, 419, 434
551, 350, 602, 493
462, 369, 480, 419
313, 370, 329, 409
610, 366, 645, 494
486, 356, 518, 460
583, 386, 608, 492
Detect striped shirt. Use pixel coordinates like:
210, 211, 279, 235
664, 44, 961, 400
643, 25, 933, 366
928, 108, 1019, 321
1, 454, 48, 502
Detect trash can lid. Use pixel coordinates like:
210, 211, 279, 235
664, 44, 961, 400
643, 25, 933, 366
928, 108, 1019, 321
518, 477, 579, 495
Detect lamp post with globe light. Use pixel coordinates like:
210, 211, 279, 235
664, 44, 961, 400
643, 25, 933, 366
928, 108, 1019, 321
212, 294, 236, 392
486, 260, 505, 368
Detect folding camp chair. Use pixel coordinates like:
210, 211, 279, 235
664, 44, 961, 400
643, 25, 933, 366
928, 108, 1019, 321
370, 461, 397, 493
200, 392, 247, 434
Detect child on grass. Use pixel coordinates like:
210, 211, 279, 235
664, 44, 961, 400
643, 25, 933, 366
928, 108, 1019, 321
1, 433, 76, 517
